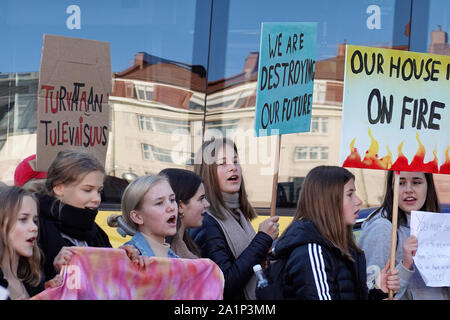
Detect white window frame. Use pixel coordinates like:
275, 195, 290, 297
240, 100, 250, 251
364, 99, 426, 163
294, 146, 329, 161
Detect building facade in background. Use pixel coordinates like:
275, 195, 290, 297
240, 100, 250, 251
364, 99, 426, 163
1, 0, 450, 211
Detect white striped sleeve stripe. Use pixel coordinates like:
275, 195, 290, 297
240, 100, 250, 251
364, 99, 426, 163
308, 243, 331, 300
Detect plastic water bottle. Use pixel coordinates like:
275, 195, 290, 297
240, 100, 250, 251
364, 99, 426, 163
253, 264, 268, 288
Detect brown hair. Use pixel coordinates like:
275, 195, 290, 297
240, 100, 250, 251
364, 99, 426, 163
370, 171, 440, 227
284, 165, 362, 261
0, 186, 42, 286
45, 149, 105, 195
194, 138, 256, 221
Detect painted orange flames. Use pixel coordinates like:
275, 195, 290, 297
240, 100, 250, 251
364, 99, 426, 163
342, 129, 450, 174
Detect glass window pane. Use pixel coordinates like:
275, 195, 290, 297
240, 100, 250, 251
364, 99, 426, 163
321, 117, 328, 134
311, 117, 319, 133
4, 0, 435, 213
206, 0, 410, 208
309, 147, 318, 160
320, 147, 329, 160
418, 0, 450, 204
0, 1, 209, 190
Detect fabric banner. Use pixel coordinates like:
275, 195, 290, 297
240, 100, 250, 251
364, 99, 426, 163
31, 247, 224, 300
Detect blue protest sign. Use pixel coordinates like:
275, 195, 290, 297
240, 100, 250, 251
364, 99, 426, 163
254, 22, 317, 137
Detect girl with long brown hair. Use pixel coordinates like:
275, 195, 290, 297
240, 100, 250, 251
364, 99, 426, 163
272, 165, 398, 299
0, 186, 43, 299
191, 137, 279, 300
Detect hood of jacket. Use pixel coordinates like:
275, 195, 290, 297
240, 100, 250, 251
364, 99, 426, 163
273, 218, 338, 259
358, 208, 385, 237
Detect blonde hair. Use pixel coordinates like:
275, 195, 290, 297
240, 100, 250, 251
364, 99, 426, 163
107, 174, 169, 234
45, 149, 105, 195
0, 186, 42, 286
194, 138, 256, 221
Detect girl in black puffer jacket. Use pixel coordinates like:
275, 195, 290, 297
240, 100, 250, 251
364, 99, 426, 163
191, 138, 279, 300
272, 166, 399, 300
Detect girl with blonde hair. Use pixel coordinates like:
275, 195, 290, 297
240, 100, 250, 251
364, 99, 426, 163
108, 174, 179, 259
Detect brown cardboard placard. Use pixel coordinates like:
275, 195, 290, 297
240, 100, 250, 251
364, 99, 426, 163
36, 34, 111, 172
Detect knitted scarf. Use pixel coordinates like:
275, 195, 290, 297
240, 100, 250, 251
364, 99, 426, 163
206, 192, 257, 300
37, 194, 100, 241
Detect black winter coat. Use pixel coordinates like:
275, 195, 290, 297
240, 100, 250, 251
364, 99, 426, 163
36, 194, 112, 280
274, 219, 384, 300
191, 214, 273, 300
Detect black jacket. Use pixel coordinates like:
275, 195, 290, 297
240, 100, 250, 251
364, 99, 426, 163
274, 219, 377, 300
191, 213, 273, 300
36, 193, 112, 280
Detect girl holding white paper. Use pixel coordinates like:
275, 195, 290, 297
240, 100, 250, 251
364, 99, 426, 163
358, 171, 450, 299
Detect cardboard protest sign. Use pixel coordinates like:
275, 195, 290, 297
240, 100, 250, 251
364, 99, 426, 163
254, 22, 317, 137
36, 34, 111, 172
411, 211, 450, 287
340, 45, 450, 174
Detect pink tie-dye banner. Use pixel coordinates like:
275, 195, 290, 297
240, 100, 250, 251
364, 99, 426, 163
31, 247, 224, 300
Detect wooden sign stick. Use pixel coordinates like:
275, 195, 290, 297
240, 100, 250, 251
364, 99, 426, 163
270, 135, 281, 217
388, 170, 400, 300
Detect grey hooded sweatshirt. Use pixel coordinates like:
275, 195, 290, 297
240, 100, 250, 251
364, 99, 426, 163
358, 209, 450, 300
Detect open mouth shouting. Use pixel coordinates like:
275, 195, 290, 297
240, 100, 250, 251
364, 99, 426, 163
167, 215, 177, 227
227, 175, 239, 182
26, 236, 37, 247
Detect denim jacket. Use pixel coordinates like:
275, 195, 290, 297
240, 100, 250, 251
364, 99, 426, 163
124, 231, 179, 258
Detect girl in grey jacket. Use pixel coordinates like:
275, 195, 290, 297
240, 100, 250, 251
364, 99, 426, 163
358, 171, 450, 300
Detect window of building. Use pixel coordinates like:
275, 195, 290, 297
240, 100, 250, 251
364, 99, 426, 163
137, 89, 145, 100
136, 85, 153, 102
311, 117, 328, 134
5, 0, 443, 212
295, 147, 308, 160
205, 119, 239, 136
295, 146, 329, 161
138, 115, 152, 131
141, 143, 194, 165
141, 143, 152, 160
313, 82, 326, 104
137, 115, 190, 134
150, 145, 173, 163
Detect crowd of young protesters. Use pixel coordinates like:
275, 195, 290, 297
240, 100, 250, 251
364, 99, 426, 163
1, 138, 448, 300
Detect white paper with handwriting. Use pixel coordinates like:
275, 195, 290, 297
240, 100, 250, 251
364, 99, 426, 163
410, 210, 450, 287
